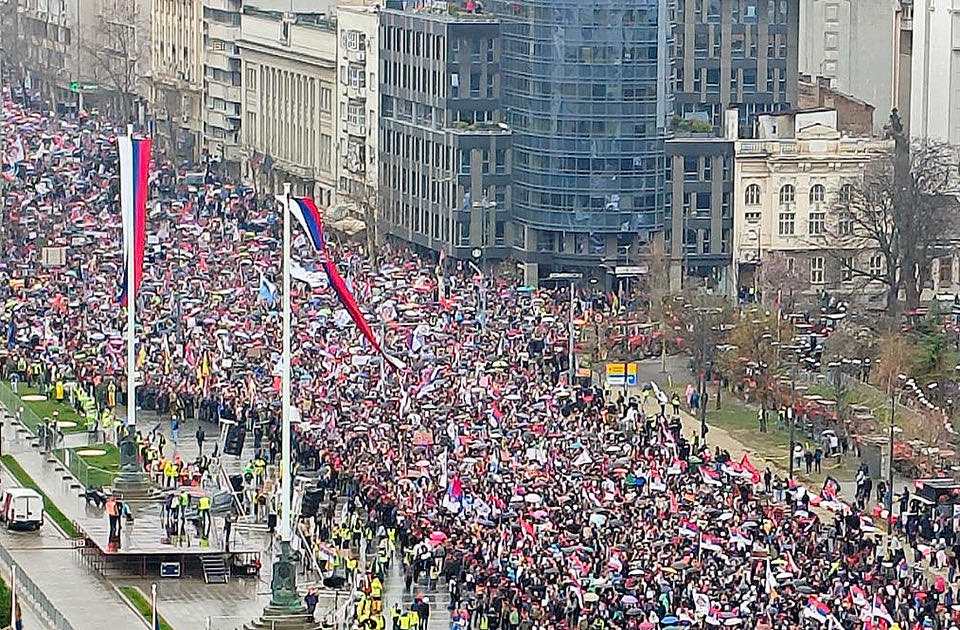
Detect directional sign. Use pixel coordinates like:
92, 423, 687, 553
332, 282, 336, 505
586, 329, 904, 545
68, 82, 99, 93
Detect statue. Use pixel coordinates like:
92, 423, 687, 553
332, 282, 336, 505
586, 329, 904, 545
269, 541, 304, 612
118, 429, 139, 474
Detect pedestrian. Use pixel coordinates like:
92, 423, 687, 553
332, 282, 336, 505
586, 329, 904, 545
196, 425, 205, 455
223, 513, 233, 552
171, 414, 180, 446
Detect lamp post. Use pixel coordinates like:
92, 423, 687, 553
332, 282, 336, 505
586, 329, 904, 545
469, 247, 485, 330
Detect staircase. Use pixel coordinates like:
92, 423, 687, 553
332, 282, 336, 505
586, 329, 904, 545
200, 554, 229, 584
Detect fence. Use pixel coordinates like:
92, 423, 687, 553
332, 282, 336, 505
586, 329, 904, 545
0, 543, 77, 630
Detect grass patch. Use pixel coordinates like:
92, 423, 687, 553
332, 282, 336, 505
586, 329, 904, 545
60, 444, 119, 489
4, 382, 87, 434
0, 455, 78, 538
119, 586, 175, 630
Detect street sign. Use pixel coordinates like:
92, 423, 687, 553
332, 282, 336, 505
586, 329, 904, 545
68, 82, 99, 93
626, 363, 638, 387
548, 272, 583, 280
605, 363, 626, 386
614, 265, 648, 276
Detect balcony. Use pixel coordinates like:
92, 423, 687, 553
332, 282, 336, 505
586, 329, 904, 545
205, 110, 240, 131
207, 80, 241, 103
345, 121, 367, 138
206, 21, 238, 43
346, 84, 367, 101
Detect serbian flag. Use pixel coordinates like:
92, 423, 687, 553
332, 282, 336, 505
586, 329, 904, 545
117, 135, 151, 305
288, 196, 325, 251
322, 253, 404, 370
804, 596, 831, 622
729, 527, 752, 546
679, 520, 699, 538
700, 466, 723, 487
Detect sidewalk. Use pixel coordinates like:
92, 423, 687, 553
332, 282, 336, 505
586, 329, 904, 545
0, 415, 149, 630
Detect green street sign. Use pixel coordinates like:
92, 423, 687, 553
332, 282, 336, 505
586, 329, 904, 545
68, 82, 99, 93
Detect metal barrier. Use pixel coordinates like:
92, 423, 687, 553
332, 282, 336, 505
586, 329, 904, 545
0, 543, 77, 630
57, 447, 117, 490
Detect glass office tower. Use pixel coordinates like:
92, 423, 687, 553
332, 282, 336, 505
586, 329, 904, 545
492, 0, 673, 278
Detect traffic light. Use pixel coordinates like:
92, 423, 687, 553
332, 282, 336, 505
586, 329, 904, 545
223, 425, 246, 457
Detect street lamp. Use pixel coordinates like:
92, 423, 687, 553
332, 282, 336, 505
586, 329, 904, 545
548, 272, 583, 383
469, 248, 486, 330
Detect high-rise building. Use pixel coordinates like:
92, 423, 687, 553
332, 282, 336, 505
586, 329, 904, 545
238, 6, 338, 200
378, 4, 511, 262
151, 0, 204, 162
491, 0, 673, 284
798, 0, 895, 134
674, 0, 799, 134
336, 4, 380, 200
907, 0, 960, 143
202, 0, 243, 173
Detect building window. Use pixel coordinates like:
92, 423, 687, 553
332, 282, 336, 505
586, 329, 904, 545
839, 183, 853, 204
495, 149, 506, 174
809, 212, 825, 235
744, 183, 761, 205
684, 156, 699, 181
779, 183, 795, 205
246, 66, 257, 89
810, 257, 825, 284
840, 256, 854, 282
778, 211, 795, 236
321, 86, 332, 113
745, 211, 761, 222
870, 254, 883, 277
838, 212, 853, 236
809, 184, 825, 204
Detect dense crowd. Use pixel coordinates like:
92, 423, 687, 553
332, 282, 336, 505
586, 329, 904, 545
3, 89, 960, 630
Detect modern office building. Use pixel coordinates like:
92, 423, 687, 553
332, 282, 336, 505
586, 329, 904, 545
378, 4, 512, 262
238, 6, 338, 201
674, 0, 799, 134
491, 0, 672, 284
151, 0, 204, 162
665, 110, 737, 293
798, 0, 895, 133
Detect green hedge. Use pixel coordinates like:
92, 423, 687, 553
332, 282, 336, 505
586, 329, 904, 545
118, 586, 175, 630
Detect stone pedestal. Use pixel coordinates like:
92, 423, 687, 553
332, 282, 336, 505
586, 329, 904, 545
113, 428, 158, 501
243, 605, 325, 630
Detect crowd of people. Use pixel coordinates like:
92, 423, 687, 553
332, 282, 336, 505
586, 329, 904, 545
3, 89, 960, 630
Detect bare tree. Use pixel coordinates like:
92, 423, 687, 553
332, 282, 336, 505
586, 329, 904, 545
757, 251, 806, 312
835, 122, 960, 316
340, 183, 381, 264
84, 0, 147, 123
717, 307, 792, 409
873, 332, 916, 395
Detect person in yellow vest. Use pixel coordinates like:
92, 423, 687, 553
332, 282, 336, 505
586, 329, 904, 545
346, 555, 359, 584
164, 459, 178, 488
107, 381, 116, 409
398, 612, 411, 630
54, 379, 64, 403
370, 575, 383, 615
407, 607, 419, 630
198, 494, 211, 539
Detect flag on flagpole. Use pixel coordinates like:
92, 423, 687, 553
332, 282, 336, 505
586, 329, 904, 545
117, 136, 151, 305
287, 196, 325, 251
258, 273, 278, 307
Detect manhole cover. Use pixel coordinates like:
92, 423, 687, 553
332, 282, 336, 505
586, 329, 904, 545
20, 395, 47, 402
75, 449, 106, 457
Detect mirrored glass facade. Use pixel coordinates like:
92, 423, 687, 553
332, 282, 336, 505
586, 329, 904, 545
492, 0, 673, 246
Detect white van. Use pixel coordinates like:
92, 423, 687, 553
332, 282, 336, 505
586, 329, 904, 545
0, 488, 44, 531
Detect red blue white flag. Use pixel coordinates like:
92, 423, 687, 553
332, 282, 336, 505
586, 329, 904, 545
117, 136, 151, 305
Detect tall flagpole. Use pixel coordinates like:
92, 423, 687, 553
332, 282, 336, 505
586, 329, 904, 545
280, 181, 292, 544
9, 565, 16, 629
151, 583, 158, 629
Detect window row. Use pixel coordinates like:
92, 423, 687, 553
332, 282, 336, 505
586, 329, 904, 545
744, 182, 854, 207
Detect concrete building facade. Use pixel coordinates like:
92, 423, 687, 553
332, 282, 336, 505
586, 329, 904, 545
665, 111, 737, 294
151, 0, 204, 162
797, 74, 875, 136
674, 0, 800, 133
202, 0, 243, 171
798, 0, 896, 133
732, 109, 892, 308
238, 6, 338, 201
336, 4, 380, 204
908, 0, 960, 143
378, 5, 511, 262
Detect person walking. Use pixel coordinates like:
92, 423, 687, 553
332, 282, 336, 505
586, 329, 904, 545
196, 425, 205, 455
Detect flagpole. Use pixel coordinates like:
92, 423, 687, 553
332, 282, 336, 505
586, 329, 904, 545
127, 199, 136, 432
9, 565, 15, 629
280, 182, 292, 544
151, 583, 158, 629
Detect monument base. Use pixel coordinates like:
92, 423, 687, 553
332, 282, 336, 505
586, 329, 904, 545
244, 605, 325, 630
113, 473, 159, 501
